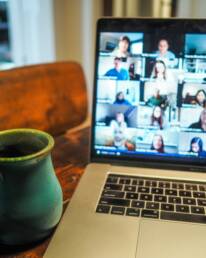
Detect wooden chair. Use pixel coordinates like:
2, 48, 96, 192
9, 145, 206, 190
0, 61, 88, 136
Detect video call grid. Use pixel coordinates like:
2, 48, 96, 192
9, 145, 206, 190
94, 31, 206, 158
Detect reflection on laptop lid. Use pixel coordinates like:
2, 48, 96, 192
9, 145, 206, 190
91, 18, 206, 171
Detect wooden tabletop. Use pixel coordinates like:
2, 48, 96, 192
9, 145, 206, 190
0, 125, 90, 258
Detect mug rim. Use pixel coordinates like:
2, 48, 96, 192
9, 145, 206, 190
0, 128, 54, 162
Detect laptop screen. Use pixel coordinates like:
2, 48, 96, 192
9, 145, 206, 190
91, 18, 206, 169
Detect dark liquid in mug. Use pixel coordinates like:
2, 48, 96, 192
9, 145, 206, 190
0, 143, 42, 158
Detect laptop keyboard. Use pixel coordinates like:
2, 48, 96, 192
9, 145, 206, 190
96, 174, 206, 224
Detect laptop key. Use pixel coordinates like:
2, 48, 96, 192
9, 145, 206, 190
140, 194, 153, 201
168, 196, 181, 204
154, 195, 167, 202
183, 198, 196, 205
131, 200, 145, 208
141, 209, 159, 219
165, 189, 177, 196
124, 185, 136, 192
138, 187, 150, 193
197, 199, 206, 206
111, 206, 125, 215
176, 205, 189, 213
151, 188, 163, 195
146, 202, 160, 210
126, 192, 138, 200
161, 203, 174, 211
104, 184, 123, 191
100, 198, 130, 207
126, 208, 140, 217
191, 206, 205, 215
161, 211, 206, 224
179, 190, 191, 197
102, 190, 125, 198
193, 192, 206, 198
96, 205, 110, 214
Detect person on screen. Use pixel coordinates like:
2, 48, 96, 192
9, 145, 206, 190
146, 88, 167, 109
188, 137, 206, 157
110, 112, 127, 149
150, 60, 177, 104
184, 92, 194, 104
129, 63, 140, 80
112, 36, 130, 58
151, 106, 164, 129
156, 39, 176, 67
195, 89, 206, 107
151, 60, 167, 81
104, 57, 129, 80
151, 134, 165, 153
189, 109, 206, 131
113, 91, 131, 105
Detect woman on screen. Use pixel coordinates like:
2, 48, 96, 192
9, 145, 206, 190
151, 60, 167, 81
195, 89, 206, 107
151, 134, 165, 153
189, 137, 206, 157
151, 106, 164, 129
113, 91, 131, 105
150, 60, 177, 98
111, 36, 130, 58
189, 109, 206, 131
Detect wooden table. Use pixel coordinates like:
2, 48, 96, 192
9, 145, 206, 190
0, 125, 90, 258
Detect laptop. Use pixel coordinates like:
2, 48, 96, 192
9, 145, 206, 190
44, 18, 206, 258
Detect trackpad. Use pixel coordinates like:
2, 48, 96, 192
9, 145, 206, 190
136, 219, 206, 258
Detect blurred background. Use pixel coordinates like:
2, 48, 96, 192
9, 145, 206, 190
0, 0, 205, 105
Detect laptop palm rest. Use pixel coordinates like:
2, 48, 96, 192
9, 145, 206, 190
136, 219, 206, 258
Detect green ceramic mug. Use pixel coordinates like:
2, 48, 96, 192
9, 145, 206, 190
0, 128, 63, 245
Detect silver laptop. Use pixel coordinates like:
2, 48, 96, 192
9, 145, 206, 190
44, 18, 206, 258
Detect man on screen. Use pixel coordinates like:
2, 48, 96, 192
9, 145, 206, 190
156, 39, 176, 68
104, 57, 129, 80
